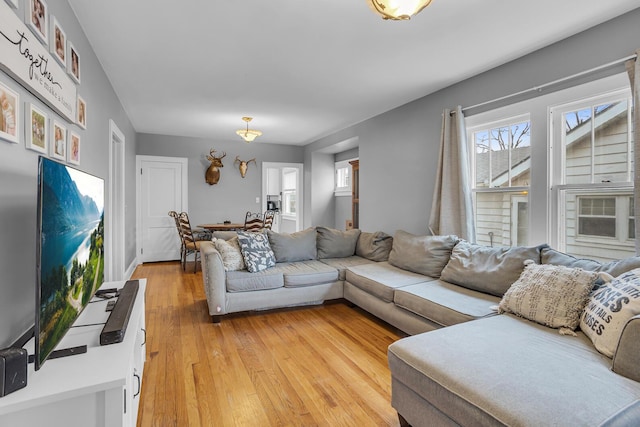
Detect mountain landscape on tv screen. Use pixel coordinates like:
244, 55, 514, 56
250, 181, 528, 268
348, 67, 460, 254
38, 160, 104, 361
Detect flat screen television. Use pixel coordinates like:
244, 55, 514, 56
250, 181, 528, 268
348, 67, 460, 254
35, 156, 105, 370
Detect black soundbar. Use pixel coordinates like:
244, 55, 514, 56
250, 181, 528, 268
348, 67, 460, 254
100, 280, 139, 345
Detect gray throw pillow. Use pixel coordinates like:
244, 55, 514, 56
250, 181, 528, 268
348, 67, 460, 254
440, 241, 547, 297
237, 231, 276, 273
541, 247, 640, 278
267, 228, 317, 262
388, 230, 459, 278
316, 227, 361, 259
356, 231, 393, 262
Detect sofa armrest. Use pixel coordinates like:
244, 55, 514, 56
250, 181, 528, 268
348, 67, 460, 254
612, 314, 640, 382
199, 241, 228, 317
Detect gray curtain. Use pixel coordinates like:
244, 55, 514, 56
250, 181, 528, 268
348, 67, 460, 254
428, 106, 476, 241
626, 50, 640, 254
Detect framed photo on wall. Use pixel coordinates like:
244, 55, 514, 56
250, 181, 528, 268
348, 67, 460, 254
51, 120, 66, 160
26, 0, 49, 45
68, 132, 80, 165
68, 41, 80, 84
26, 102, 47, 154
77, 95, 86, 129
50, 16, 66, 66
0, 81, 20, 144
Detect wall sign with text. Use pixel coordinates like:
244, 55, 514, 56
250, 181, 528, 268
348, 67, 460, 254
0, 0, 76, 123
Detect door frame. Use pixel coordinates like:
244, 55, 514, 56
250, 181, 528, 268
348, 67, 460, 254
262, 162, 304, 232
107, 119, 125, 281
136, 155, 189, 263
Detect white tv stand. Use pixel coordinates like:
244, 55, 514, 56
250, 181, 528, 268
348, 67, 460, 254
0, 279, 146, 427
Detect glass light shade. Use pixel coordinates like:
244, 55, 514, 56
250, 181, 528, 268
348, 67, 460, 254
236, 129, 262, 143
367, 0, 433, 20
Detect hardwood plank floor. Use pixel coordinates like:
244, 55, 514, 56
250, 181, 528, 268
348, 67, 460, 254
131, 261, 406, 427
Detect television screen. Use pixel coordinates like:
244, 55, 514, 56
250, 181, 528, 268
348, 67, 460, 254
35, 156, 105, 370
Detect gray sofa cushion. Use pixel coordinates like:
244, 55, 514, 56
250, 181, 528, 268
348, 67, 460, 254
356, 231, 393, 262
226, 269, 284, 292
267, 228, 317, 262
542, 247, 640, 277
388, 230, 459, 278
273, 260, 339, 288
388, 314, 640, 427
346, 262, 434, 302
440, 241, 546, 297
316, 227, 361, 258
319, 255, 376, 281
393, 280, 499, 327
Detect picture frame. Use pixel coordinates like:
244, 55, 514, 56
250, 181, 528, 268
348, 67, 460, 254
77, 95, 86, 129
26, 102, 47, 154
68, 41, 80, 84
5, 0, 19, 9
51, 120, 66, 161
50, 16, 66, 67
26, 0, 48, 46
0, 81, 20, 144
68, 131, 80, 165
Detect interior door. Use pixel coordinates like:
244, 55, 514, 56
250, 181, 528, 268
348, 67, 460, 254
262, 162, 303, 233
137, 156, 188, 262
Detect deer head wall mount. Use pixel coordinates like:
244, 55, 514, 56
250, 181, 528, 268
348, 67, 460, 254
205, 149, 226, 185
234, 156, 256, 178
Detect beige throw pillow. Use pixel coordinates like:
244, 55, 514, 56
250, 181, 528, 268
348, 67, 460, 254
213, 236, 246, 271
580, 268, 640, 358
499, 261, 600, 333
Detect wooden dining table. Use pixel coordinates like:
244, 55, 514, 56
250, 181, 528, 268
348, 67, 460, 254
197, 223, 245, 231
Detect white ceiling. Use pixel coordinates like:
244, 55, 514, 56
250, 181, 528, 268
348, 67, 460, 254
68, 0, 640, 146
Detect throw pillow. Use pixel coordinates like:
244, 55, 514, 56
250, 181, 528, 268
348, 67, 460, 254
440, 241, 547, 297
541, 248, 640, 278
499, 261, 601, 333
267, 228, 317, 262
236, 231, 276, 273
316, 227, 361, 259
388, 230, 459, 278
356, 231, 393, 262
580, 268, 640, 358
213, 236, 246, 271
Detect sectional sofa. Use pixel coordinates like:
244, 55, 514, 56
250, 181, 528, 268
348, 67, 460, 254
200, 227, 640, 426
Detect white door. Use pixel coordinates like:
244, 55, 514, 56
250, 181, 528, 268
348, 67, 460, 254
137, 156, 188, 262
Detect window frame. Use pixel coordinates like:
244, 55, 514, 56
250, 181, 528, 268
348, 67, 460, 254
334, 158, 356, 197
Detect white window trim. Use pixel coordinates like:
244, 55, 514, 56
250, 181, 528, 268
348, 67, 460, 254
334, 158, 357, 197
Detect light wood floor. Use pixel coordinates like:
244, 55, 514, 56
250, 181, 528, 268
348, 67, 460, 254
131, 261, 406, 427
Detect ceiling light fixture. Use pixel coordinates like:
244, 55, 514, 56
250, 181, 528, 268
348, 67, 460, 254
236, 116, 262, 143
367, 0, 433, 20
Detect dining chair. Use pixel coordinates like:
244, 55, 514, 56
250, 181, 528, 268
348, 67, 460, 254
168, 211, 186, 268
244, 211, 264, 232
178, 211, 204, 273
263, 210, 275, 230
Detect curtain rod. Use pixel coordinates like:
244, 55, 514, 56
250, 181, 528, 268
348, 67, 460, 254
460, 53, 637, 114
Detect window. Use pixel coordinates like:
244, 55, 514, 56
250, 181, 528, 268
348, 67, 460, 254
469, 115, 531, 247
553, 89, 634, 260
282, 168, 297, 217
465, 73, 634, 261
335, 159, 355, 196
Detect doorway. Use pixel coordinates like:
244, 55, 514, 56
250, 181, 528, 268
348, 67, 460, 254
262, 162, 304, 232
108, 120, 125, 281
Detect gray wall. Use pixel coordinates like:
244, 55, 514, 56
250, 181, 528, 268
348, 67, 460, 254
136, 134, 304, 227
0, 0, 137, 347
304, 8, 640, 237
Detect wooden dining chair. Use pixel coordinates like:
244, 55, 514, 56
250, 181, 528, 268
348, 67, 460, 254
168, 211, 185, 267
178, 211, 203, 273
263, 210, 275, 230
244, 211, 264, 232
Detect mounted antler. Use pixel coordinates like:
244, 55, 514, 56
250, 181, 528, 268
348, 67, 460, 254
234, 156, 256, 178
205, 149, 226, 185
